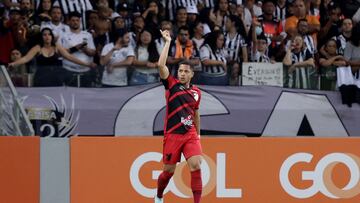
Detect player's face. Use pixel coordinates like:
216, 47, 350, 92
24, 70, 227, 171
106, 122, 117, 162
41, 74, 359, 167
178, 64, 194, 85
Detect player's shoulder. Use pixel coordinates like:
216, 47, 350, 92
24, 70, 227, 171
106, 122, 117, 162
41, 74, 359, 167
191, 84, 201, 92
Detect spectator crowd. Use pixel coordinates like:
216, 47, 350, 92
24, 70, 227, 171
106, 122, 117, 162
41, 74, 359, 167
1, 0, 360, 91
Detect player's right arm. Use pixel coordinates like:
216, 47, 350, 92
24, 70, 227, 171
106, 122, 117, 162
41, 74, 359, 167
158, 30, 171, 80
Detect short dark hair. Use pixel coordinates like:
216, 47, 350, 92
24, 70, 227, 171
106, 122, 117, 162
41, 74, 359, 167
178, 25, 189, 33
176, 6, 186, 13
263, 0, 275, 5
257, 32, 267, 41
50, 6, 62, 13
179, 61, 194, 70
68, 11, 81, 19
112, 28, 128, 42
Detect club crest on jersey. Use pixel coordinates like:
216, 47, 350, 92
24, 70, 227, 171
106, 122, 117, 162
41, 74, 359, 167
191, 90, 199, 101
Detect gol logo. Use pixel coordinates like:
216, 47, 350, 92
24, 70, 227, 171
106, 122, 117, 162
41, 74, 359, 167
129, 152, 242, 198
280, 153, 360, 199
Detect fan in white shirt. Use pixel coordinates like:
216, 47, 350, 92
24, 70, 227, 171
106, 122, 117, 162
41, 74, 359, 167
100, 29, 135, 87
40, 6, 70, 41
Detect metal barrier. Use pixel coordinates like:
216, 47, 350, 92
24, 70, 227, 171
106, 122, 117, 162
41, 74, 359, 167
0, 65, 34, 136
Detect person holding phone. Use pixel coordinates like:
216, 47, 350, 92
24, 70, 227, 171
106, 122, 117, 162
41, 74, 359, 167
60, 11, 96, 87
8, 28, 96, 87
283, 34, 316, 89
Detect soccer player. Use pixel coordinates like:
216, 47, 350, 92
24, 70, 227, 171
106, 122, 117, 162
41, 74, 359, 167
154, 29, 203, 203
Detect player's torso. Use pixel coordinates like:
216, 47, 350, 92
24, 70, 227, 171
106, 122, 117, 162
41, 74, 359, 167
164, 83, 200, 135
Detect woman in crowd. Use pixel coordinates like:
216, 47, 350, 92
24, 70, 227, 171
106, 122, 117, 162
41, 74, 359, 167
319, 39, 346, 90
191, 21, 204, 51
142, 0, 163, 39
344, 23, 360, 80
224, 14, 248, 85
34, 0, 52, 25
199, 8, 216, 35
199, 30, 228, 85
9, 28, 95, 87
130, 29, 160, 85
129, 15, 145, 48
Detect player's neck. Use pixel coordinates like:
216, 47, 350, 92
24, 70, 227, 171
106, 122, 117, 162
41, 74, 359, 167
182, 82, 190, 89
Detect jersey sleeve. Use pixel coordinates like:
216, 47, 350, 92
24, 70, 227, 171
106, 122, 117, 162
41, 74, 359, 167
194, 87, 201, 110
161, 74, 178, 90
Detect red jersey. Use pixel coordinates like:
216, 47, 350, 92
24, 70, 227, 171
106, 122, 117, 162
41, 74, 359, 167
161, 75, 201, 135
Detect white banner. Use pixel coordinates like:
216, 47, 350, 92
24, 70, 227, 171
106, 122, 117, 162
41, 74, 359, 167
242, 63, 283, 87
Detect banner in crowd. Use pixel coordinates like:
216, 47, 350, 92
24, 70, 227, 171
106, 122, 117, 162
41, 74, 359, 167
242, 63, 283, 87
17, 85, 360, 137
70, 137, 360, 203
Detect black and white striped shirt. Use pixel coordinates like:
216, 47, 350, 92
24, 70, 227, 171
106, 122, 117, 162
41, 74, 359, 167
201, 0, 216, 8
200, 44, 227, 76
288, 48, 315, 89
59, 0, 93, 30
304, 35, 316, 55
332, 34, 350, 56
162, 0, 200, 21
285, 35, 316, 55
224, 32, 247, 62
274, 4, 287, 21
253, 51, 271, 63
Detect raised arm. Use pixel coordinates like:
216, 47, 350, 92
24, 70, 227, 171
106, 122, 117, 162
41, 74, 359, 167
158, 30, 171, 79
283, 49, 293, 66
9, 45, 40, 67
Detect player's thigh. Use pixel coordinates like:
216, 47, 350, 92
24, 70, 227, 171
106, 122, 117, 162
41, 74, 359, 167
163, 136, 184, 165
183, 137, 202, 171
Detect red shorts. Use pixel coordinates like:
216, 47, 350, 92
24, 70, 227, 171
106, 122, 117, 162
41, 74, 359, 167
162, 132, 202, 164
